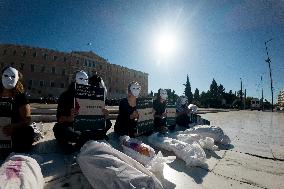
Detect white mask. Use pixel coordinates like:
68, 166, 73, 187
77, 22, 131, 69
130, 83, 141, 98
180, 96, 188, 105
2, 67, 19, 89
75, 71, 88, 85
160, 89, 168, 100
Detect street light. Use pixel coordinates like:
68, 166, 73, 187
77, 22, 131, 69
264, 38, 274, 112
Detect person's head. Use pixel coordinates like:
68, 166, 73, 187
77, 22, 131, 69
157, 88, 168, 101
89, 73, 107, 98
179, 95, 188, 105
127, 81, 141, 98
75, 70, 89, 85
0, 66, 24, 94
89, 73, 102, 87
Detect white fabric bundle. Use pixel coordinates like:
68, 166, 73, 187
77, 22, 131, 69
148, 133, 206, 167
77, 141, 163, 189
183, 125, 231, 145
0, 154, 44, 189
175, 133, 218, 151
120, 136, 175, 174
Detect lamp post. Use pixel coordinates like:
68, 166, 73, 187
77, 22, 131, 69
265, 39, 274, 112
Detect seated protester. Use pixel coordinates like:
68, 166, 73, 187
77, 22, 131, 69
89, 73, 111, 139
0, 67, 34, 158
114, 82, 140, 137
53, 70, 109, 152
153, 89, 168, 134
176, 96, 192, 127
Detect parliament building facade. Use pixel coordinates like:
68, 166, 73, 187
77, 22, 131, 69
0, 44, 148, 99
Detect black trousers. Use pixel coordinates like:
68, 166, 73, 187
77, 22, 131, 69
176, 114, 191, 127
12, 126, 34, 152
53, 120, 112, 148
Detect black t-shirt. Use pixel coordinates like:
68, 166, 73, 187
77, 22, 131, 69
11, 93, 29, 123
114, 98, 137, 135
153, 99, 166, 116
56, 86, 75, 121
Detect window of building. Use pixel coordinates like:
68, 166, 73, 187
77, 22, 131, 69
22, 51, 26, 57
60, 83, 65, 88
13, 50, 16, 56
100, 65, 102, 70
43, 53, 48, 60
41, 66, 45, 73
109, 87, 112, 92
62, 69, 65, 75
53, 56, 57, 61
39, 80, 44, 87
31, 64, 34, 72
76, 59, 79, 64
3, 49, 7, 55
92, 62, 95, 67
33, 52, 37, 57
50, 81, 55, 87
64, 57, 67, 62
84, 59, 88, 66
51, 67, 56, 74
28, 80, 33, 86
20, 63, 24, 70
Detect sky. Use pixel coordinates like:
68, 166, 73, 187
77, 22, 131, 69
0, 0, 284, 102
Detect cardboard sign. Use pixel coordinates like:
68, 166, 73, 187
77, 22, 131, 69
136, 98, 154, 136
166, 102, 176, 126
74, 84, 106, 132
0, 98, 12, 149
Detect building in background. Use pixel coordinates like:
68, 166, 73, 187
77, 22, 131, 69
0, 44, 148, 99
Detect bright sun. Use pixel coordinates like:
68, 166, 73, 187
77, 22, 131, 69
154, 31, 178, 58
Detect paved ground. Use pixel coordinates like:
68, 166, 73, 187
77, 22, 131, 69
3, 110, 284, 189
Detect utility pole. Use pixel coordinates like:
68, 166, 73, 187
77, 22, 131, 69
240, 78, 243, 110
244, 89, 246, 109
265, 39, 274, 112
261, 76, 264, 111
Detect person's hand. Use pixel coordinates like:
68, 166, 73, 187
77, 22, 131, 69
130, 111, 139, 120
71, 108, 79, 118
2, 125, 13, 137
102, 108, 109, 118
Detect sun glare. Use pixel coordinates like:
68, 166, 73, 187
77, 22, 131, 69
154, 31, 178, 58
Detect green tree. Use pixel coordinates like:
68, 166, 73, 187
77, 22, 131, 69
184, 75, 193, 103
193, 88, 200, 101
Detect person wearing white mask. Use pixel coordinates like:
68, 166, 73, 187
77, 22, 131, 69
0, 67, 34, 159
114, 81, 141, 137
176, 95, 193, 127
153, 89, 168, 134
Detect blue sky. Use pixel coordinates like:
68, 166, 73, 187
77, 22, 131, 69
1, 0, 283, 102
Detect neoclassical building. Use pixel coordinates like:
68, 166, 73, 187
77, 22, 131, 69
0, 44, 148, 99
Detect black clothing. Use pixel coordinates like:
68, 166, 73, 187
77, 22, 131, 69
54, 84, 111, 150
114, 98, 137, 137
153, 99, 167, 130
12, 93, 29, 123
176, 114, 191, 127
0, 93, 34, 159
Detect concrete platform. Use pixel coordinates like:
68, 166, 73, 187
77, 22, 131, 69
2, 110, 284, 189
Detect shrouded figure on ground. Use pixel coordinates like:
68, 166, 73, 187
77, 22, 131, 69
53, 70, 110, 153
0, 67, 34, 158
153, 89, 168, 134
114, 81, 141, 137
176, 95, 192, 127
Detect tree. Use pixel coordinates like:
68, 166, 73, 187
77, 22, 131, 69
183, 75, 193, 103
193, 88, 200, 101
